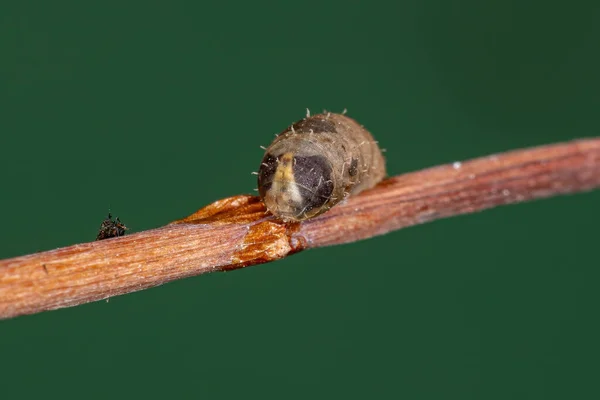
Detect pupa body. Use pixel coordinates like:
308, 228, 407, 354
258, 112, 386, 221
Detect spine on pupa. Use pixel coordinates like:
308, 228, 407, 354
257, 112, 386, 221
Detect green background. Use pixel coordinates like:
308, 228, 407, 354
1, 1, 599, 398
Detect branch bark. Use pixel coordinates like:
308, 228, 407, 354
1, 138, 599, 319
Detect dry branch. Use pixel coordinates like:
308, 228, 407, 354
1, 138, 599, 319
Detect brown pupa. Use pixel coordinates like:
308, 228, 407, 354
257, 112, 386, 221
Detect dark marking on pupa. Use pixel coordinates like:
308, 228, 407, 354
349, 158, 359, 177
291, 117, 337, 134
257, 112, 386, 221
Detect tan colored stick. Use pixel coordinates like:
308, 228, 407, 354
1, 138, 599, 319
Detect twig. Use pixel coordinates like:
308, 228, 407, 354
1, 138, 599, 319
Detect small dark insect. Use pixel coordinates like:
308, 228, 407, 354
96, 213, 127, 240
258, 111, 386, 221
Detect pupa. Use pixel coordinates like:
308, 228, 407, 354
257, 112, 386, 221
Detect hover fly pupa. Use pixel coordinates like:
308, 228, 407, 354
258, 112, 386, 221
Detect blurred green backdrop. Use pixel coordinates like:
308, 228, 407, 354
1, 0, 599, 398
